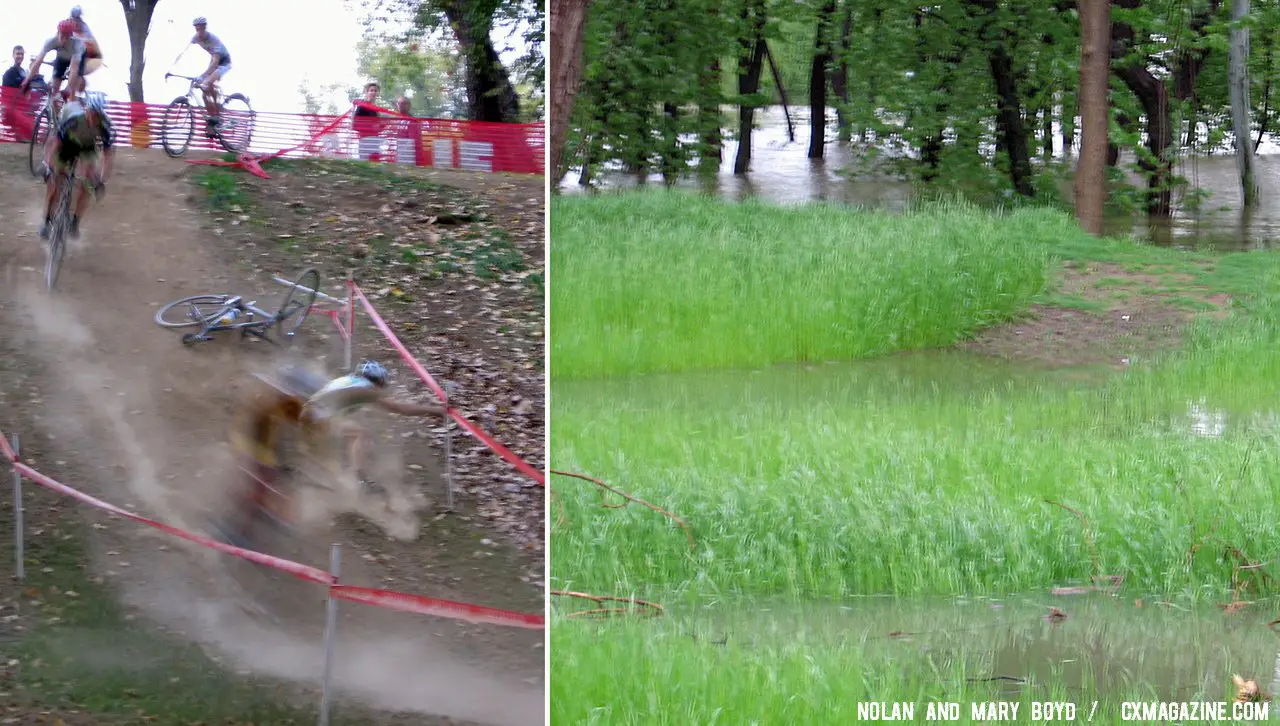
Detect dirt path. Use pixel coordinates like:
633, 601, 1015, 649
0, 146, 542, 725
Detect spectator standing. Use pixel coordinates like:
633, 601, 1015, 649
352, 82, 385, 161
393, 96, 420, 165
3, 45, 25, 88
2, 46, 36, 142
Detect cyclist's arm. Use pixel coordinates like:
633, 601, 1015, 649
44, 130, 63, 171
24, 44, 52, 88
375, 396, 445, 417
173, 41, 192, 67
64, 41, 85, 93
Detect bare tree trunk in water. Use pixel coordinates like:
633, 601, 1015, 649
550, 0, 591, 184
809, 0, 837, 158
734, 0, 767, 175
1043, 102, 1055, 160
1112, 0, 1173, 217
832, 6, 853, 143
1062, 91, 1077, 155
1230, 0, 1259, 207
120, 0, 159, 102
968, 0, 1034, 196
1255, 22, 1276, 152
1075, 0, 1111, 235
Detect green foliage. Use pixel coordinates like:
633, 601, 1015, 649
355, 33, 463, 118
569, 0, 1279, 215
552, 191, 1059, 379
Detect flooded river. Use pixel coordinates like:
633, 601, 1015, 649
560, 106, 1280, 250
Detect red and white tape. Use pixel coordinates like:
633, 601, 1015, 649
351, 283, 546, 487
0, 427, 543, 629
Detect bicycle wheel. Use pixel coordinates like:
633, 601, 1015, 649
155, 294, 236, 328
28, 103, 51, 178
217, 93, 255, 153
162, 97, 194, 158
45, 170, 74, 291
274, 268, 319, 345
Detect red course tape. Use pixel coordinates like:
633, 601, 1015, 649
0, 427, 543, 629
351, 284, 546, 486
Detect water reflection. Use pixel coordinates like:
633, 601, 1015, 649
561, 106, 1280, 250
675, 597, 1280, 701
1183, 398, 1280, 439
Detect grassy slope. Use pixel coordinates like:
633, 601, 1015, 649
550, 192, 1280, 721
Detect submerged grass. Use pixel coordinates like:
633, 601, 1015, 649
551, 192, 1063, 379
550, 191, 1280, 722
552, 600, 1278, 724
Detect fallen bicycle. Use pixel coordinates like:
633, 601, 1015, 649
154, 268, 342, 347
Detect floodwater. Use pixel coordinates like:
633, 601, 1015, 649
559, 106, 1280, 250
660, 596, 1280, 704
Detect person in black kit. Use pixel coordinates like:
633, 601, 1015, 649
3, 46, 26, 88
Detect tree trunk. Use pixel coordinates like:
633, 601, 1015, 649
832, 6, 853, 143
550, 0, 591, 184
1062, 90, 1077, 154
1230, 0, 1259, 207
968, 0, 1034, 196
120, 0, 159, 103
809, 0, 837, 158
1075, 0, 1111, 235
1112, 0, 1173, 217
443, 2, 521, 122
734, 0, 767, 175
1255, 21, 1275, 153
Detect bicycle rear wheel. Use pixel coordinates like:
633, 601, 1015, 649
45, 169, 74, 291
162, 97, 194, 158
155, 294, 236, 328
274, 268, 319, 345
217, 93, 256, 153
28, 103, 51, 178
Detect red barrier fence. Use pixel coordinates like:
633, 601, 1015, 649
0, 272, 546, 632
0, 88, 544, 175
0, 427, 544, 630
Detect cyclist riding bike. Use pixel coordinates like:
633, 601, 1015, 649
174, 17, 232, 138
39, 91, 114, 241
218, 360, 445, 548
68, 6, 104, 78
21, 19, 93, 105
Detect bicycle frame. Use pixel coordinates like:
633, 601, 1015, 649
181, 295, 285, 344
167, 73, 222, 115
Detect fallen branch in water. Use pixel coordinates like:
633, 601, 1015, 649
551, 590, 665, 619
551, 469, 695, 550
1043, 499, 1100, 579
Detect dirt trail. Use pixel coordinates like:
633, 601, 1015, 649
0, 147, 542, 725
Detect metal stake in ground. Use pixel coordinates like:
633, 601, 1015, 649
318, 542, 342, 726
11, 434, 22, 583
344, 272, 355, 372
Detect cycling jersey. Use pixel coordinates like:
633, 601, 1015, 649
192, 32, 231, 64
303, 375, 383, 422
56, 106, 114, 154
37, 35, 85, 64
73, 20, 101, 58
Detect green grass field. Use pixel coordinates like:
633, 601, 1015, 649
550, 190, 1280, 723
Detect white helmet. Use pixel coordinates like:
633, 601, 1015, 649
83, 91, 107, 114
193, 16, 207, 27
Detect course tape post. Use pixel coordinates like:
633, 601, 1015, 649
350, 283, 546, 487
0, 88, 544, 176
0, 425, 543, 629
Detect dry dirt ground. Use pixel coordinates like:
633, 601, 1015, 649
960, 259, 1233, 368
0, 145, 544, 725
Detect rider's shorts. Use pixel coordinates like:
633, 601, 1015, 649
52, 141, 98, 172
51, 55, 87, 82
209, 56, 232, 82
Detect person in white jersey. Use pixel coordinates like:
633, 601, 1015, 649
174, 16, 233, 137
